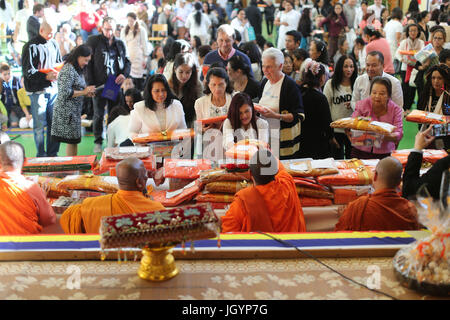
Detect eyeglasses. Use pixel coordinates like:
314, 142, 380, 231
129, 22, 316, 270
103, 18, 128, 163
433, 37, 444, 40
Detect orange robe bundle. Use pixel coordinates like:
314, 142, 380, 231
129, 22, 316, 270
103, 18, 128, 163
195, 193, 235, 203
316, 168, 373, 186
149, 180, 202, 207
225, 139, 270, 160
60, 190, 165, 234
335, 159, 365, 169
391, 149, 449, 167
195, 115, 227, 125
330, 117, 396, 134
296, 186, 334, 199
334, 189, 420, 231
205, 180, 252, 194
94, 152, 154, 175
57, 174, 119, 194
405, 110, 449, 124
36, 176, 70, 198
221, 164, 306, 232
131, 129, 194, 144
199, 168, 251, 184
163, 159, 212, 179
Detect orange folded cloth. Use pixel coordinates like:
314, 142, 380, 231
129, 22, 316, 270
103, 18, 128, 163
225, 139, 270, 160
316, 168, 373, 186
57, 174, 119, 193
149, 180, 201, 207
132, 129, 194, 144
195, 115, 227, 125
299, 197, 333, 207
195, 193, 235, 203
199, 168, 251, 183
391, 149, 449, 166
95, 152, 154, 175
163, 159, 212, 179
292, 177, 329, 191
405, 110, 449, 124
205, 180, 252, 194
38, 62, 64, 74
335, 159, 365, 169
398, 50, 416, 55
330, 117, 396, 134
296, 186, 334, 199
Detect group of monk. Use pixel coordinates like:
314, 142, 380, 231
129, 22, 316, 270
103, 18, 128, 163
0, 125, 448, 235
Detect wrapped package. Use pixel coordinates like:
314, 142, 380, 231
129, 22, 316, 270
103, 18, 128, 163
316, 167, 373, 186
391, 149, 449, 167
332, 185, 373, 205
104, 146, 152, 160
225, 139, 270, 160
95, 152, 155, 175
100, 203, 220, 249
150, 180, 202, 207
163, 159, 212, 179
57, 174, 119, 193
296, 186, 334, 199
195, 193, 235, 203
199, 168, 251, 184
205, 180, 252, 194
330, 117, 396, 134
23, 155, 97, 173
131, 129, 194, 144
292, 177, 330, 191
195, 115, 227, 125
286, 158, 339, 177
299, 197, 333, 207
335, 159, 365, 170
405, 110, 450, 125
26, 176, 71, 198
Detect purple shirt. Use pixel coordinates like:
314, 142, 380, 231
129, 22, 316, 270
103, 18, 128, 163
352, 97, 403, 154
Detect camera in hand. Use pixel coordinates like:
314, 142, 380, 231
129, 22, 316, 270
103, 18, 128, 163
431, 123, 450, 137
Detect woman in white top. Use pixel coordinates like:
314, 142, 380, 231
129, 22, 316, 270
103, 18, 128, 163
128, 74, 187, 139
121, 12, 150, 91
383, 7, 403, 65
323, 54, 358, 159
186, 2, 212, 48
222, 92, 269, 150
275, 0, 301, 50
230, 8, 250, 43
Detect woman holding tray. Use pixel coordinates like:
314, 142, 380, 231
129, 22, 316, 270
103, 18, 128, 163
350, 76, 403, 160
128, 74, 187, 139
51, 44, 96, 156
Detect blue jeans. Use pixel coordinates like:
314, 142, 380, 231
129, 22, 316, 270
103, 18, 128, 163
80, 27, 99, 43
29, 92, 60, 157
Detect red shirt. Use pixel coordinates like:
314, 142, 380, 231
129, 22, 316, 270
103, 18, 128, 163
76, 11, 100, 32
366, 38, 395, 74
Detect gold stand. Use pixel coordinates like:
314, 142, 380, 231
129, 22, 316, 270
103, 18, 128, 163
137, 246, 179, 281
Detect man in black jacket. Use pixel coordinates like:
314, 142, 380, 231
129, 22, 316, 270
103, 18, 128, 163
22, 21, 62, 157
245, 0, 262, 36
402, 126, 450, 200
86, 17, 131, 153
26, 3, 45, 41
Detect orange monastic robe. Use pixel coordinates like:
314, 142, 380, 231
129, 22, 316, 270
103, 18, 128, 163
60, 190, 165, 234
221, 164, 306, 233
334, 188, 420, 231
0, 172, 56, 235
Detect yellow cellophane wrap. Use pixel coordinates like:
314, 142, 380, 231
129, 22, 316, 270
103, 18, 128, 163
199, 168, 251, 184
330, 117, 395, 134
205, 180, 253, 194
56, 174, 119, 194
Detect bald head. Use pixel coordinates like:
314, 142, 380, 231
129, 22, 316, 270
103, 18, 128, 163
374, 156, 403, 189
116, 157, 147, 191
0, 141, 25, 172
249, 148, 279, 186
39, 21, 54, 41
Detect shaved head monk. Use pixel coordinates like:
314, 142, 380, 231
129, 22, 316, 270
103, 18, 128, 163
221, 148, 306, 232
0, 141, 56, 234
335, 156, 420, 231
60, 157, 165, 234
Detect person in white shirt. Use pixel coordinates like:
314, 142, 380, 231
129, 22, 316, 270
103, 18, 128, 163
275, 0, 301, 50
174, 0, 192, 39
383, 7, 404, 65
128, 74, 187, 139
12, 0, 34, 55
230, 8, 250, 42
368, 0, 385, 21
222, 92, 269, 150
186, 2, 212, 47
352, 51, 403, 110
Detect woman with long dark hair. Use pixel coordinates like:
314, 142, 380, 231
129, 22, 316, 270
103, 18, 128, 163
318, 2, 348, 63
299, 39, 330, 85
120, 12, 149, 91
227, 55, 260, 99
238, 41, 263, 81
128, 74, 186, 138
51, 45, 95, 156
186, 2, 212, 48
222, 92, 268, 150
417, 11, 431, 41
169, 52, 203, 128
297, 7, 312, 50
323, 55, 358, 159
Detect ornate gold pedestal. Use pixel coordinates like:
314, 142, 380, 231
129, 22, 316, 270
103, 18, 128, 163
137, 246, 179, 281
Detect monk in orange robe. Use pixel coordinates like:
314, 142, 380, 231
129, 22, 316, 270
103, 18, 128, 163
335, 156, 420, 231
61, 157, 165, 234
0, 141, 56, 235
221, 148, 306, 232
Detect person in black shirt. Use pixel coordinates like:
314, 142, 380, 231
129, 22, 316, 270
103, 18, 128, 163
264, 0, 276, 36
227, 55, 260, 100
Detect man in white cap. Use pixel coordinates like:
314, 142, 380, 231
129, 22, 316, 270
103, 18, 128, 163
157, 4, 176, 37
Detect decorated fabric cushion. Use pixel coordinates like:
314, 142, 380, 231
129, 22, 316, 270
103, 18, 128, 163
225, 139, 270, 160
57, 174, 119, 194
23, 155, 97, 173
104, 146, 152, 160
405, 110, 449, 125
316, 168, 374, 186
205, 180, 252, 194
195, 193, 235, 203
330, 117, 396, 134
149, 180, 202, 207
99, 203, 220, 249
163, 159, 212, 179
286, 158, 339, 177
132, 129, 194, 144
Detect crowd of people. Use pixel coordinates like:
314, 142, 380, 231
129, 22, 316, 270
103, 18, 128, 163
0, 0, 449, 235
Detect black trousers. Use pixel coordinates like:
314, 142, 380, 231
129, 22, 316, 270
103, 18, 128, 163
92, 94, 120, 145
266, 19, 274, 35
332, 132, 352, 160
400, 70, 417, 111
